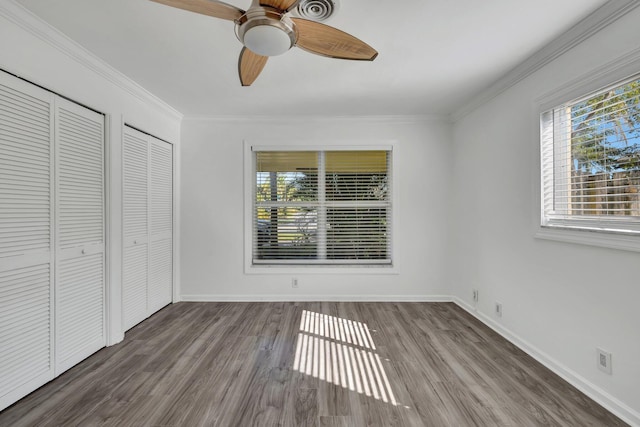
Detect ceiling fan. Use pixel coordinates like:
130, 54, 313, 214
150, 0, 378, 86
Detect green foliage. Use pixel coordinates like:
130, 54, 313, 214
255, 170, 390, 260
571, 80, 640, 173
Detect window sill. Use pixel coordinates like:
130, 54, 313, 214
244, 264, 399, 275
536, 226, 640, 253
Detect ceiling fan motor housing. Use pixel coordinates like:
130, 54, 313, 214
236, 8, 297, 57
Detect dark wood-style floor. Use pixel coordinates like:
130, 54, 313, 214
0, 302, 626, 426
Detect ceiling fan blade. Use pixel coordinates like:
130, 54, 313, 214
150, 0, 244, 21
259, 0, 300, 12
239, 47, 269, 86
292, 18, 378, 61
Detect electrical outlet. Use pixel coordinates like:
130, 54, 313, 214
472, 289, 479, 303
597, 348, 612, 375
291, 278, 299, 288
495, 302, 502, 317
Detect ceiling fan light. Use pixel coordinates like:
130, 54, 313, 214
243, 24, 293, 57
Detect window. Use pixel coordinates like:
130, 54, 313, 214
541, 75, 640, 234
251, 148, 392, 266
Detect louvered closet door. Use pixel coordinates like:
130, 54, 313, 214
54, 97, 105, 374
123, 126, 149, 330
0, 72, 55, 411
149, 138, 173, 314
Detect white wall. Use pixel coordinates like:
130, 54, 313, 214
450, 7, 640, 423
180, 117, 451, 300
0, 2, 182, 344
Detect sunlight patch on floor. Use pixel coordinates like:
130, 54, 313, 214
293, 310, 397, 405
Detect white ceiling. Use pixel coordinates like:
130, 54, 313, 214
17, 0, 608, 117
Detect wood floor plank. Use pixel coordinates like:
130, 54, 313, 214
0, 302, 628, 426
318, 416, 353, 426
318, 382, 351, 417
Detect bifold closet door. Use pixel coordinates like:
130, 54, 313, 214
54, 97, 105, 374
149, 138, 173, 314
123, 127, 149, 331
122, 127, 173, 331
0, 73, 55, 411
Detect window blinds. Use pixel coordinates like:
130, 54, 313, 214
541, 75, 640, 232
253, 150, 392, 265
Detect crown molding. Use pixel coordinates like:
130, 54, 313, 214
0, 0, 183, 122
182, 114, 450, 124
451, 0, 640, 123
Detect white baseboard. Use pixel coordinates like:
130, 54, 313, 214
452, 297, 640, 427
180, 294, 453, 303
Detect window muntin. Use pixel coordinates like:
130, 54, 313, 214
253, 150, 391, 265
541, 76, 640, 233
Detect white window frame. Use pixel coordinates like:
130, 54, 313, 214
534, 50, 640, 252
244, 140, 399, 274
